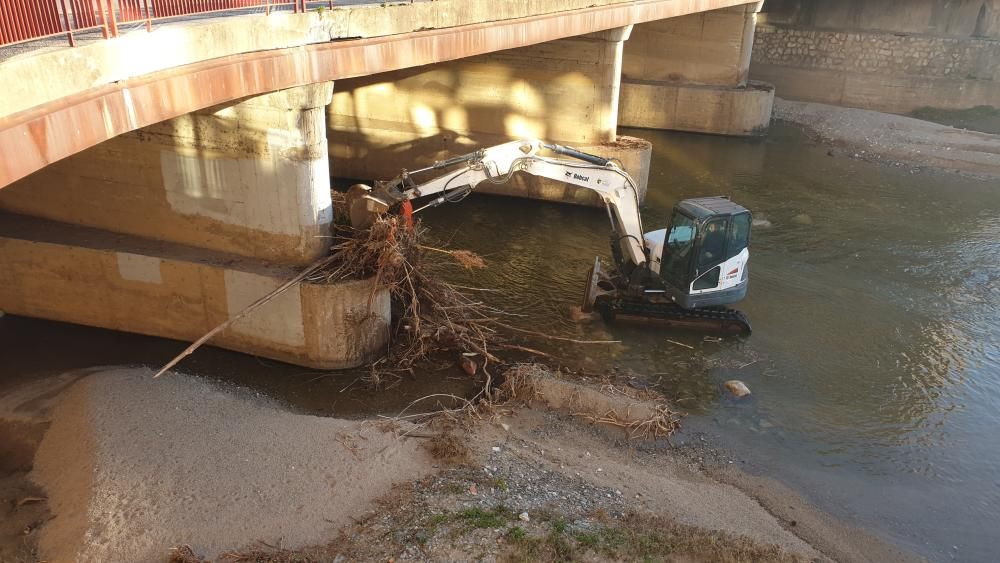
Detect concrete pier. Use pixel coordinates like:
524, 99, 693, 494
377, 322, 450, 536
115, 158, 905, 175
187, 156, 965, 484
0, 85, 391, 369
620, 4, 775, 136
0, 214, 389, 369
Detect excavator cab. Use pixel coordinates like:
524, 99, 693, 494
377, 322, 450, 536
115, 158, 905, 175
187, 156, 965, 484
646, 197, 752, 309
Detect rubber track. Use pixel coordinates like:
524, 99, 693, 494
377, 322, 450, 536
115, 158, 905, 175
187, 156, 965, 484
598, 297, 752, 335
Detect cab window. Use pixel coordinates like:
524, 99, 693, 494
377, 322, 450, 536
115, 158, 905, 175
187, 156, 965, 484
660, 211, 697, 287
698, 218, 729, 268
727, 213, 751, 259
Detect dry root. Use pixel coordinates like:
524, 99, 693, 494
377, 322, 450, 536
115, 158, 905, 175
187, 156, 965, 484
578, 404, 682, 441
423, 433, 471, 464
308, 217, 502, 387
168, 545, 206, 563
310, 217, 681, 442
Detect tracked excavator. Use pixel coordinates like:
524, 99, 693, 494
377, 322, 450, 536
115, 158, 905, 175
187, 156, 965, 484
346, 139, 753, 335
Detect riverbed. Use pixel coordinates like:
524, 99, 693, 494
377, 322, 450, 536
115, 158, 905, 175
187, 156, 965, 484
419, 123, 1000, 562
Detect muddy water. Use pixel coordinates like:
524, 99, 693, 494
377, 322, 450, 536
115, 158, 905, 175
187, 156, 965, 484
418, 124, 1000, 562
1, 123, 997, 561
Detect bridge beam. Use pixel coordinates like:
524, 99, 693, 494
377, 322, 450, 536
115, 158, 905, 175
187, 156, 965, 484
327, 27, 652, 206
0, 84, 390, 369
620, 4, 775, 136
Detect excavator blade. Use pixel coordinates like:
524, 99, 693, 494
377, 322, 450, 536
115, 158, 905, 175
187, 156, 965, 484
581, 257, 619, 313
345, 184, 390, 229
581, 257, 602, 312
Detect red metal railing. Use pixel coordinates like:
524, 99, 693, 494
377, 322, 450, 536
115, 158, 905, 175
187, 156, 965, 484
1, 0, 336, 49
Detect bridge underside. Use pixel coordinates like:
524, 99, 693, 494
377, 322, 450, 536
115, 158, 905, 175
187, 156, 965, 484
0, 2, 772, 368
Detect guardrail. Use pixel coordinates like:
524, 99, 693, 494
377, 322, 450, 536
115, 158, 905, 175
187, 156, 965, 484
0, 1, 336, 48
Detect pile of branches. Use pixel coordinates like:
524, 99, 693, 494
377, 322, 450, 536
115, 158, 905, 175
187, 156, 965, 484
307, 216, 505, 383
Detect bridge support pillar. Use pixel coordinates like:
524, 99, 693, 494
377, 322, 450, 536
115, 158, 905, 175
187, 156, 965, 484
327, 27, 651, 206
620, 3, 775, 136
0, 83, 391, 369
0, 82, 336, 266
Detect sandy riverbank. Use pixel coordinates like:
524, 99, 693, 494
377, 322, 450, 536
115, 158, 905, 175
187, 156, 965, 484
774, 98, 1000, 180
1, 367, 919, 562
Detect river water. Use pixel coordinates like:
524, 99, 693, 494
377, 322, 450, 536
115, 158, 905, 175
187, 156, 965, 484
418, 123, 1000, 562
1, 123, 997, 561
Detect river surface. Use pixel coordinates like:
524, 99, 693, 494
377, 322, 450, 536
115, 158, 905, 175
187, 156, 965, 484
1, 123, 997, 561
418, 123, 1000, 562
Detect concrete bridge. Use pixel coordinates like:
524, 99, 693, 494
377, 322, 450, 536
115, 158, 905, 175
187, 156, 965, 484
0, 0, 773, 368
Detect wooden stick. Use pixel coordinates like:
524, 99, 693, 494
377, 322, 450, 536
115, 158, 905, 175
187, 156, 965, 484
494, 343, 556, 358
666, 339, 694, 349
493, 321, 620, 344
152, 254, 337, 378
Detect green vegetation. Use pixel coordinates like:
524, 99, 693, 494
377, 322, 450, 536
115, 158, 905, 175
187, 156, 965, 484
499, 512, 805, 563
427, 513, 449, 526
456, 505, 514, 529
507, 526, 527, 541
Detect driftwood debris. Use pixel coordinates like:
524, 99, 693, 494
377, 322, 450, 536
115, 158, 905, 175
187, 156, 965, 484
152, 215, 617, 384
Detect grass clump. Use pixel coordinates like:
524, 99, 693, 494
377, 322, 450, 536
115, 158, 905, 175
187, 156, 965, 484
500, 511, 806, 563
457, 505, 514, 529
507, 526, 527, 541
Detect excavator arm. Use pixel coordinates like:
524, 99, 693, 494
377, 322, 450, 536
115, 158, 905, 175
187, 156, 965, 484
348, 139, 648, 272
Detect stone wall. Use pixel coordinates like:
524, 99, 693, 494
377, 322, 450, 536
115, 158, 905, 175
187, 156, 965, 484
751, 23, 1000, 112
758, 0, 1000, 38
754, 25, 1000, 81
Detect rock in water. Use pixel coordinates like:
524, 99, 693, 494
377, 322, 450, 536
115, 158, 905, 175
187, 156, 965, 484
751, 217, 773, 229
791, 213, 814, 225
460, 356, 478, 376
723, 380, 751, 398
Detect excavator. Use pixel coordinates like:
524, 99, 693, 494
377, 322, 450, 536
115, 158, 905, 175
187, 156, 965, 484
346, 139, 753, 335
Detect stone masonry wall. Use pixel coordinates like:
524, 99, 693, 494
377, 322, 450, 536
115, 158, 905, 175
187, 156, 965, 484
751, 23, 1000, 112
753, 24, 1000, 82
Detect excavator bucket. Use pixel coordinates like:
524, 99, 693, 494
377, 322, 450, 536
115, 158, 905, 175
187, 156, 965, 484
345, 184, 389, 229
